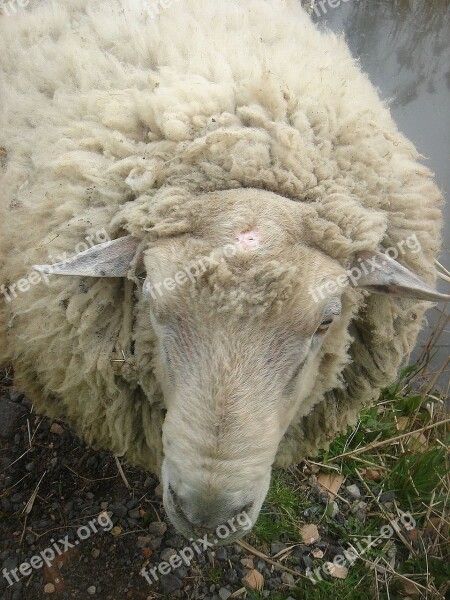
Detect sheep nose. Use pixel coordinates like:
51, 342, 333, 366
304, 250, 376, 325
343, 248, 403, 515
169, 486, 252, 531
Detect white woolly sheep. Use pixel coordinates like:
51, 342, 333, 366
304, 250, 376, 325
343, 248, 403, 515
0, 0, 448, 540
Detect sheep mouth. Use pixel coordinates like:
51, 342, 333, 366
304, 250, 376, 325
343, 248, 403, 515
164, 485, 252, 545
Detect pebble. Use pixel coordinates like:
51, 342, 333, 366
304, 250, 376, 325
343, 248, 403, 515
50, 422, 64, 436
87, 585, 96, 594
270, 543, 287, 555
148, 521, 167, 536
215, 547, 227, 561
351, 501, 367, 522
160, 573, 183, 594
329, 500, 339, 517
218, 587, 232, 600
346, 484, 361, 499
9, 391, 25, 403
281, 572, 295, 586
160, 547, 177, 561
44, 583, 55, 594
379, 491, 396, 503
0, 400, 24, 438
293, 544, 309, 557
303, 505, 320, 517
109, 502, 128, 518
149, 536, 163, 550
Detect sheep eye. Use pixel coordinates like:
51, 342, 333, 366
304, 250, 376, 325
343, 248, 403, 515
315, 317, 334, 335
315, 297, 341, 335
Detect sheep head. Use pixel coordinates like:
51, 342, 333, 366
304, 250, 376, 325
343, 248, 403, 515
34, 189, 449, 542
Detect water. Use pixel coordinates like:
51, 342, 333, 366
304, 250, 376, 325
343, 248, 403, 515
309, 0, 449, 384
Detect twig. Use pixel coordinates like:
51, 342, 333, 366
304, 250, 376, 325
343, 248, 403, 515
115, 455, 131, 489
237, 540, 310, 580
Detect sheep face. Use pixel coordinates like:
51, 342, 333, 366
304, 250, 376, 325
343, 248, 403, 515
143, 190, 349, 541
34, 189, 447, 542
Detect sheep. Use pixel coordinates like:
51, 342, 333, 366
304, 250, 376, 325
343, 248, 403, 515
0, 0, 448, 541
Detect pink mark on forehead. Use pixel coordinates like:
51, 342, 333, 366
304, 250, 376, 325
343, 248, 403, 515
235, 229, 261, 250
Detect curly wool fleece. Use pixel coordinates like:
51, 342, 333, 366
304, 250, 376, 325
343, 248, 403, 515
0, 0, 443, 472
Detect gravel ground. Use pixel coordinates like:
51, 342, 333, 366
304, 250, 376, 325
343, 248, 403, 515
0, 377, 404, 600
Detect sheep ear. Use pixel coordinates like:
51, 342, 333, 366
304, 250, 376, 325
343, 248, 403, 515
352, 252, 450, 302
33, 236, 141, 277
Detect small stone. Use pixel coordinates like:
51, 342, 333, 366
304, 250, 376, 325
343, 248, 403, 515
346, 484, 361, 499
137, 536, 152, 547
303, 506, 320, 518
281, 572, 295, 586
9, 391, 24, 403
302, 555, 313, 569
149, 536, 162, 550
215, 547, 227, 561
154, 483, 163, 497
218, 587, 232, 600
329, 501, 339, 518
351, 501, 367, 522
293, 544, 309, 557
111, 526, 122, 536
91, 548, 100, 559
160, 548, 176, 562
44, 583, 55, 594
128, 508, 140, 519
379, 491, 396, 503
318, 492, 329, 504
160, 573, 182, 594
148, 521, 167, 536
87, 585, 96, 595
270, 543, 287, 555
50, 423, 64, 436
141, 547, 153, 559
109, 502, 127, 518
0, 400, 24, 438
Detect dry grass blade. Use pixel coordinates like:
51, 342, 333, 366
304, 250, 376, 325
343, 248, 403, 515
237, 539, 310, 580
23, 471, 47, 515
115, 455, 131, 489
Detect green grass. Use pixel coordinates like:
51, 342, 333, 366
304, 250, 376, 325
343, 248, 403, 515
252, 470, 308, 544
246, 359, 449, 600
